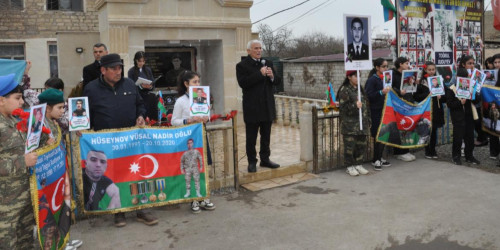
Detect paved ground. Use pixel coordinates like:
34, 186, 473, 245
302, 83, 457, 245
71, 154, 500, 250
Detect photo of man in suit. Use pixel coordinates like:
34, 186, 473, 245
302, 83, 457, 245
347, 17, 369, 60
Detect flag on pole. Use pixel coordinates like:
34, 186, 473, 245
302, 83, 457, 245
157, 91, 167, 122
493, 0, 500, 31
326, 82, 336, 106
381, 0, 396, 22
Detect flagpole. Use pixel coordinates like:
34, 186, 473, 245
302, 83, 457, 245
357, 70, 363, 130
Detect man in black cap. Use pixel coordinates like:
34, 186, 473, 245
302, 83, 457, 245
83, 53, 158, 227
82, 43, 108, 90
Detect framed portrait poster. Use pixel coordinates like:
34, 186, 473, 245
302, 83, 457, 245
401, 70, 419, 93
428, 76, 445, 96
189, 86, 210, 117
344, 14, 372, 70
26, 103, 47, 153
383, 70, 392, 89
483, 69, 498, 86
144, 47, 197, 88
68, 97, 91, 131
456, 77, 473, 99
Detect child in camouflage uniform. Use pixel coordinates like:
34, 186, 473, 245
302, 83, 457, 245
0, 74, 38, 249
338, 71, 371, 176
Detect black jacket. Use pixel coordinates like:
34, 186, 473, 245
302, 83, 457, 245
83, 75, 146, 131
83, 60, 101, 89
365, 74, 385, 111
446, 87, 479, 125
413, 82, 447, 127
236, 56, 281, 123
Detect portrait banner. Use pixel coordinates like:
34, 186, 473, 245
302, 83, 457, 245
189, 86, 210, 117
26, 103, 47, 153
480, 86, 500, 137
376, 90, 432, 148
30, 130, 71, 250
397, 0, 484, 67
68, 97, 90, 131
77, 123, 209, 214
343, 14, 372, 70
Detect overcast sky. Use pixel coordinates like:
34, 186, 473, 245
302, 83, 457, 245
250, 0, 493, 39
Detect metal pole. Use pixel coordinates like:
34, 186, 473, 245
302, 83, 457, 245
231, 111, 239, 190
357, 70, 363, 130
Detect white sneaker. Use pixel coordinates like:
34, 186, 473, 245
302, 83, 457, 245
397, 153, 413, 162
407, 153, 416, 161
66, 240, 83, 249
354, 165, 369, 175
191, 201, 201, 214
381, 158, 391, 167
346, 166, 359, 176
200, 199, 216, 210
372, 160, 382, 171
184, 191, 190, 198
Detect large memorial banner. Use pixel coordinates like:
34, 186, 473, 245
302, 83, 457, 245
480, 86, 500, 137
376, 90, 432, 148
31, 134, 71, 250
77, 123, 209, 214
397, 0, 483, 67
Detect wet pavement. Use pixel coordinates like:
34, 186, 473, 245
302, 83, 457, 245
70, 149, 500, 250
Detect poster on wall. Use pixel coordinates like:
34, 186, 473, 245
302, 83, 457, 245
397, 0, 484, 67
343, 14, 372, 71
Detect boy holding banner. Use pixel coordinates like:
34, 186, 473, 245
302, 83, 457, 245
0, 74, 38, 249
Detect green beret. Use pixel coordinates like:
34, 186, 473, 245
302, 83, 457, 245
38, 88, 64, 105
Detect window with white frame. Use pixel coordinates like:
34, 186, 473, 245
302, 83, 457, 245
0, 44, 25, 60
47, 0, 82, 11
48, 43, 58, 77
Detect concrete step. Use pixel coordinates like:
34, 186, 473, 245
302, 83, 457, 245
239, 161, 307, 185
241, 172, 318, 192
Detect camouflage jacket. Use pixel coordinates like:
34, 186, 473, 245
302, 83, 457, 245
0, 114, 27, 177
338, 83, 371, 135
180, 149, 203, 171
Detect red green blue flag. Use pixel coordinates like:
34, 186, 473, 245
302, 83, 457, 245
376, 90, 432, 148
381, 0, 396, 22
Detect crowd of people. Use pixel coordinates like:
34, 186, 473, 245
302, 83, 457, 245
2, 38, 500, 249
339, 53, 500, 176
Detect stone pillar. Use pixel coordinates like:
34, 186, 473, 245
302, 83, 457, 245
300, 103, 313, 168
276, 98, 283, 126
283, 98, 290, 126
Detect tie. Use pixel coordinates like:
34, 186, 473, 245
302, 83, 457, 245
356, 46, 360, 56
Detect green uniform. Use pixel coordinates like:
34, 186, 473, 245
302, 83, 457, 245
338, 83, 371, 166
180, 149, 203, 193
0, 114, 35, 249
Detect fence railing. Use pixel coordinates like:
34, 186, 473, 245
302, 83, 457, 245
275, 95, 328, 128
308, 104, 453, 174
205, 116, 239, 191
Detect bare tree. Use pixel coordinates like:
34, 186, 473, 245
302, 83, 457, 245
258, 23, 293, 57
292, 32, 343, 58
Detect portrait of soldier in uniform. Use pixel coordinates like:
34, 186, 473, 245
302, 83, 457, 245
180, 138, 204, 198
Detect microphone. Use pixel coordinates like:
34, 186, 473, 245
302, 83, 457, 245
261, 59, 266, 67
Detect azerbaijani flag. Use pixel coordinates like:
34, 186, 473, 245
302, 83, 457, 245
381, 0, 396, 22
78, 124, 209, 214
376, 90, 432, 148
32, 141, 70, 249
157, 91, 167, 122
480, 86, 500, 136
326, 82, 336, 106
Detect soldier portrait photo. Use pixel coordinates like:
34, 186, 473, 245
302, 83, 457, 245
180, 138, 204, 198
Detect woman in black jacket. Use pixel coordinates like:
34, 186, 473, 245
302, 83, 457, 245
414, 61, 446, 158
128, 51, 158, 121
446, 62, 480, 165
365, 58, 391, 170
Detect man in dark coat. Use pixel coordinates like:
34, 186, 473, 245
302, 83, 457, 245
236, 40, 281, 173
83, 53, 158, 227
82, 43, 108, 90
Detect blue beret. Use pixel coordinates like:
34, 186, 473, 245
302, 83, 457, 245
0, 74, 18, 96
38, 88, 64, 105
